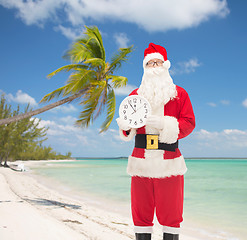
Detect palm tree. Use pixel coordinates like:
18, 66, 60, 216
0, 26, 133, 132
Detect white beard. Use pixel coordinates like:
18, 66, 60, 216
137, 65, 177, 110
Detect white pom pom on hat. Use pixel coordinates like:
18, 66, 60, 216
143, 43, 171, 69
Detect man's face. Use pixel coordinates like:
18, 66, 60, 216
146, 58, 164, 68
138, 57, 176, 108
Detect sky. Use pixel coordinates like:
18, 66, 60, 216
0, 0, 247, 158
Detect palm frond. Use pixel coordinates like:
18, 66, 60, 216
64, 42, 94, 63
107, 46, 134, 74
75, 38, 102, 61
84, 26, 105, 60
100, 86, 116, 132
110, 75, 128, 88
64, 26, 105, 62
83, 58, 106, 69
40, 86, 67, 103
75, 81, 107, 128
94, 86, 107, 119
47, 64, 88, 79
65, 70, 96, 94
41, 69, 96, 103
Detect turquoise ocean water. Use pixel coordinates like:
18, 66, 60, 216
31, 159, 247, 240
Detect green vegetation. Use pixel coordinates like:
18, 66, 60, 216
0, 95, 72, 167
17, 144, 72, 161
0, 26, 133, 133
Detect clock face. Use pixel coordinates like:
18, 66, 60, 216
119, 95, 151, 128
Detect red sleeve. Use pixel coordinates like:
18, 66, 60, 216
122, 130, 130, 136
178, 89, 195, 139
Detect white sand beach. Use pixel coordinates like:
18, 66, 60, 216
0, 161, 202, 240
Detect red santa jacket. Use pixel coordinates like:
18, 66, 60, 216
119, 85, 195, 178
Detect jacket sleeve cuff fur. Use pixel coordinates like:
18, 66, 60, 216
159, 116, 179, 144
119, 128, 137, 142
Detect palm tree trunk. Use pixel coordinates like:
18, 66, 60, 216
4, 156, 9, 168
0, 89, 87, 126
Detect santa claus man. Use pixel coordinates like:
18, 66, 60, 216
116, 43, 195, 240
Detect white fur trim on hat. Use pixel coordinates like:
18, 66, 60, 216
119, 128, 136, 141
159, 116, 179, 144
143, 52, 164, 67
163, 60, 171, 69
127, 154, 187, 178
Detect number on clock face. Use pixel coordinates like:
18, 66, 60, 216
119, 95, 151, 128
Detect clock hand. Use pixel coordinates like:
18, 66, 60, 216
129, 102, 136, 113
131, 105, 144, 115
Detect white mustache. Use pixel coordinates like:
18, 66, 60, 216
144, 66, 165, 76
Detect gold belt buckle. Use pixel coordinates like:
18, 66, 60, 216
146, 135, 159, 150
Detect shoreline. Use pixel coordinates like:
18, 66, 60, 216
0, 160, 240, 240
0, 166, 135, 240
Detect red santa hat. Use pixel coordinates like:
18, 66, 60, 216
143, 43, 171, 69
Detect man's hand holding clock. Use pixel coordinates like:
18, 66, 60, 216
145, 115, 164, 130
117, 95, 164, 131
116, 118, 131, 131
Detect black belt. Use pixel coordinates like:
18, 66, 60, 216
135, 134, 178, 152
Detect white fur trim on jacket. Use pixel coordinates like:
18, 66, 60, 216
163, 226, 180, 234
119, 128, 136, 142
159, 116, 179, 144
127, 154, 187, 178
134, 226, 153, 233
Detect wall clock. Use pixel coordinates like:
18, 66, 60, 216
119, 95, 151, 128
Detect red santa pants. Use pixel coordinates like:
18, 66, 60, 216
131, 175, 184, 234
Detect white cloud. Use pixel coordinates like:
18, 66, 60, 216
220, 100, 230, 105
35, 119, 57, 128
33, 115, 247, 158
0, 0, 63, 26
114, 84, 137, 96
37, 118, 132, 156
114, 33, 130, 48
180, 128, 247, 157
60, 116, 77, 124
207, 100, 230, 107
193, 129, 247, 149
0, 90, 78, 114
242, 98, 247, 108
38, 119, 82, 136
223, 129, 246, 135
0, 0, 229, 33
182, 59, 201, 73
54, 25, 84, 40
75, 135, 89, 145
50, 104, 78, 113
2, 90, 38, 106
207, 102, 217, 107
170, 58, 201, 75
34, 116, 247, 158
